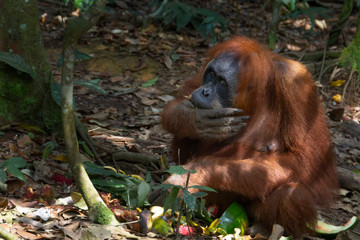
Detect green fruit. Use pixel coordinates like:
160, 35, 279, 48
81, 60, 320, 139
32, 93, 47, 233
152, 218, 174, 236
217, 202, 249, 234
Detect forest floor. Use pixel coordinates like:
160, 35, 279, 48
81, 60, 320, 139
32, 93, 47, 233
0, 1, 359, 239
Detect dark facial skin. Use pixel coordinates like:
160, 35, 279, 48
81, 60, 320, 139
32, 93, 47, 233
190, 53, 240, 109
165, 52, 248, 141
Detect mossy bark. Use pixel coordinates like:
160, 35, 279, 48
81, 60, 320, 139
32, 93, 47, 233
0, 0, 60, 130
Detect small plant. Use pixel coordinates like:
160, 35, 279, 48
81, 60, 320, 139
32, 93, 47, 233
340, 38, 360, 72
269, 0, 331, 48
154, 1, 226, 42
65, 0, 94, 12
154, 166, 216, 234
0, 157, 27, 183
84, 161, 151, 208
283, 0, 331, 31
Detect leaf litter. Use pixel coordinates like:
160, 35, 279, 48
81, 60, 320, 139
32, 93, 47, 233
0, 0, 359, 239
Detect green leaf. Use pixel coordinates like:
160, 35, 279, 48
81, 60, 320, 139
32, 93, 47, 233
0, 169, 6, 183
183, 189, 196, 211
193, 8, 226, 27
141, 77, 158, 88
163, 187, 180, 215
50, 82, 76, 108
190, 16, 202, 29
195, 198, 212, 222
92, 178, 127, 188
57, 48, 93, 68
79, 141, 94, 158
193, 8, 216, 17
145, 172, 152, 182
281, 0, 296, 11
177, 2, 191, 13
162, 2, 179, 25
204, 22, 215, 36
7, 165, 25, 181
170, 54, 180, 62
43, 141, 57, 160
74, 79, 107, 95
67, 0, 95, 13
5, 157, 27, 182
86, 161, 153, 207
176, 12, 192, 31
74, 48, 93, 61
175, 4, 192, 30
6, 157, 27, 168
188, 185, 217, 192
137, 181, 151, 206
158, 2, 225, 42
126, 187, 141, 208
191, 192, 208, 198
84, 161, 118, 177
0, 52, 36, 79
163, 11, 176, 25
51, 83, 61, 106
56, 55, 63, 68
27, 132, 35, 139
153, 183, 182, 191
165, 165, 189, 175
202, 16, 215, 24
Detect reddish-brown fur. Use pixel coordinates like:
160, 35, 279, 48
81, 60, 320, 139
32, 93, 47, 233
161, 36, 338, 236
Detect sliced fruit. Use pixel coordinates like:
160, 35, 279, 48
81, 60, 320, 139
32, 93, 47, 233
314, 216, 358, 239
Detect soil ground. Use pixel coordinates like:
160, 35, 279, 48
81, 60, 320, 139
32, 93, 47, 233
0, 1, 359, 239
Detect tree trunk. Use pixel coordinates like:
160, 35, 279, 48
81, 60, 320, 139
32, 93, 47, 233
0, 0, 60, 130
60, 0, 118, 225
268, 0, 281, 49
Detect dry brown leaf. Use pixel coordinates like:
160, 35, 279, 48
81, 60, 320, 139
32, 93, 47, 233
8, 143, 28, 159
124, 37, 139, 45
88, 119, 110, 128
286, 44, 302, 51
17, 135, 36, 148
157, 95, 174, 102
0, 197, 8, 208
110, 75, 123, 82
16, 228, 43, 240
18, 217, 44, 229
87, 112, 109, 121
8, 143, 19, 153
104, 33, 113, 41
141, 98, 158, 106
6, 179, 25, 193
60, 220, 81, 239
164, 55, 173, 69
104, 106, 118, 112
59, 206, 86, 219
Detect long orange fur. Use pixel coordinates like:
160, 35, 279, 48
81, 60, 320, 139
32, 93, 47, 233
161, 36, 338, 236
